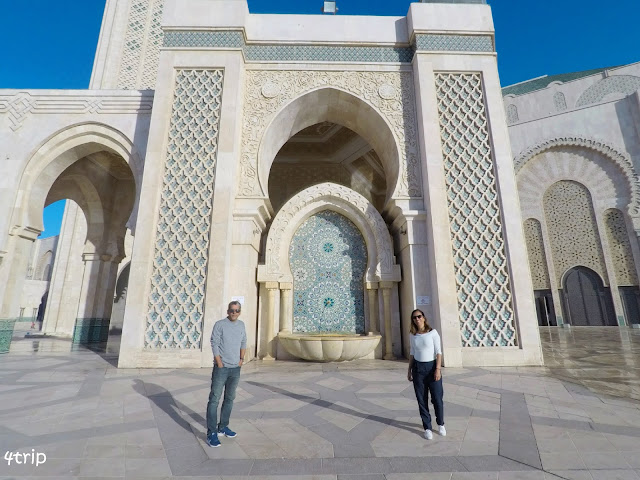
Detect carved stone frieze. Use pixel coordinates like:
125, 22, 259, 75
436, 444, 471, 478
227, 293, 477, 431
239, 70, 422, 199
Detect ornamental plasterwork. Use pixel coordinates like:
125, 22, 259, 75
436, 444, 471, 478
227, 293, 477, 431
543, 180, 608, 285
515, 136, 640, 229
435, 72, 517, 348
604, 209, 639, 286
0, 92, 154, 131
239, 70, 421, 199
523, 218, 551, 290
264, 183, 397, 282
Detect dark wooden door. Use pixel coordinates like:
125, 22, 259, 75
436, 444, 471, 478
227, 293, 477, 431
534, 290, 556, 326
562, 267, 616, 326
620, 286, 640, 326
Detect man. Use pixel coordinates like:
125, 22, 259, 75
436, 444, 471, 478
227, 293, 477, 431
206, 301, 247, 447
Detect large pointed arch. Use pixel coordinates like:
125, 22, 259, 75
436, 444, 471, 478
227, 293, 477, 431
257, 88, 402, 204
258, 183, 401, 283
10, 122, 142, 234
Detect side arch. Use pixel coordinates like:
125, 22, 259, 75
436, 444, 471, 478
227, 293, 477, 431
258, 183, 401, 284
514, 136, 640, 230
257, 87, 402, 204
10, 122, 142, 233
576, 75, 640, 107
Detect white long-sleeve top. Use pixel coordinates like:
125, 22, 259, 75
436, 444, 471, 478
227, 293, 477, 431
409, 330, 442, 362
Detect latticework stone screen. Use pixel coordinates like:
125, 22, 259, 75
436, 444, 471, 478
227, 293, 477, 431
543, 181, 608, 285
145, 69, 224, 348
523, 218, 551, 290
118, 0, 164, 89
434, 73, 518, 348
604, 209, 638, 286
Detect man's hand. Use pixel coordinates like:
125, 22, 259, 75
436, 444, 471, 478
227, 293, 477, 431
238, 359, 244, 367
407, 368, 413, 382
434, 368, 441, 381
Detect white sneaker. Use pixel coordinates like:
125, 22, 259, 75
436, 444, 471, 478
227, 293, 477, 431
424, 429, 433, 440
438, 425, 447, 437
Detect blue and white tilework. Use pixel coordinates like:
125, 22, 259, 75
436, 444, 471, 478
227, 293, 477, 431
290, 211, 367, 334
145, 70, 223, 349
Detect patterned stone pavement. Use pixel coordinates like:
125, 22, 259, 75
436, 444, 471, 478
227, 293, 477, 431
1, 328, 640, 479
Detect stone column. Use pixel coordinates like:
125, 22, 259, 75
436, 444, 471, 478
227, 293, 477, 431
76, 253, 109, 320
279, 282, 293, 333
380, 281, 395, 360
0, 228, 39, 319
263, 281, 279, 360
366, 282, 379, 334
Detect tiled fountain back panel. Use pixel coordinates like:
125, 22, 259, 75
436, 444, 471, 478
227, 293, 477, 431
290, 211, 367, 333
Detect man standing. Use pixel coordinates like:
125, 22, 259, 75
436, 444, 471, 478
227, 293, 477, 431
206, 301, 247, 447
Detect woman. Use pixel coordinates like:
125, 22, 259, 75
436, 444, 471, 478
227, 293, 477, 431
407, 309, 445, 440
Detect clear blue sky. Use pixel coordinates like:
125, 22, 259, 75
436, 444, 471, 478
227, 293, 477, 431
1, 0, 637, 237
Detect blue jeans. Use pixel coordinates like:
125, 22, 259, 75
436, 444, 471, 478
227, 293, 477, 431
412, 360, 444, 431
206, 365, 241, 435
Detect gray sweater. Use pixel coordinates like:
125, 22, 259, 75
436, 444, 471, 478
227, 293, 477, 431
210, 317, 247, 367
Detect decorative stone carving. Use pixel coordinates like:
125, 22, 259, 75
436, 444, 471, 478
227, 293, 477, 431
0, 92, 154, 131
604, 209, 639, 286
576, 75, 640, 107
378, 84, 396, 100
506, 104, 519, 124
145, 69, 223, 349
553, 92, 567, 111
543, 181, 608, 285
514, 136, 640, 228
239, 70, 422, 199
262, 183, 399, 282
435, 73, 517, 348
523, 218, 551, 290
118, 0, 164, 90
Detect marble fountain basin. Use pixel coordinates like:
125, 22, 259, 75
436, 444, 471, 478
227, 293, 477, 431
278, 332, 382, 362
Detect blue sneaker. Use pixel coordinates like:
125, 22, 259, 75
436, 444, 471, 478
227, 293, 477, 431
218, 426, 237, 438
206, 432, 221, 447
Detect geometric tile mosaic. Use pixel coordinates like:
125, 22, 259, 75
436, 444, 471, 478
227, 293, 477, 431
145, 70, 224, 349
290, 211, 367, 334
163, 31, 493, 63
435, 73, 518, 347
414, 34, 493, 53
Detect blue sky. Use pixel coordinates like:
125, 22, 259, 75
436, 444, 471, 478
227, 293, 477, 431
1, 0, 637, 237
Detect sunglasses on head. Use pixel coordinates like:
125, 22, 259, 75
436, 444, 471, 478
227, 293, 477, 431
228, 309, 241, 313
412, 314, 423, 320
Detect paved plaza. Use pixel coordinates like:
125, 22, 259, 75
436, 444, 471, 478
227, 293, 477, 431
1, 327, 640, 479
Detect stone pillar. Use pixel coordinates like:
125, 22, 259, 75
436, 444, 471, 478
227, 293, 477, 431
263, 281, 279, 360
380, 281, 395, 360
279, 282, 293, 333
596, 215, 628, 326
366, 282, 379, 334
0, 228, 39, 319
76, 253, 109, 319
98, 256, 124, 321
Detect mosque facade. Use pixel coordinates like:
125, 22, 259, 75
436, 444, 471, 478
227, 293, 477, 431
1, 0, 636, 368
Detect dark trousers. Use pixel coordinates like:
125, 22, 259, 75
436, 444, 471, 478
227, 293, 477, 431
206, 365, 241, 435
412, 360, 444, 431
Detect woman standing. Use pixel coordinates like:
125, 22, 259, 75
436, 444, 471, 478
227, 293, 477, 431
407, 309, 445, 440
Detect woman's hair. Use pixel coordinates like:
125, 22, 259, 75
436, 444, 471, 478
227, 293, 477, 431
410, 309, 433, 335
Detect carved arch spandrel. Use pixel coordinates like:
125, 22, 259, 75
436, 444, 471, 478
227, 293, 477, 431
258, 183, 401, 284
239, 70, 422, 201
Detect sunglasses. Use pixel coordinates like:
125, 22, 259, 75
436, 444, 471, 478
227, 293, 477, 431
228, 309, 241, 313
412, 314, 423, 320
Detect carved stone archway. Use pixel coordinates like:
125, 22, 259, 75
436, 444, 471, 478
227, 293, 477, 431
239, 70, 423, 203
257, 183, 401, 360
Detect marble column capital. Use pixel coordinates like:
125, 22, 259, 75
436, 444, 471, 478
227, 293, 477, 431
279, 282, 293, 290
